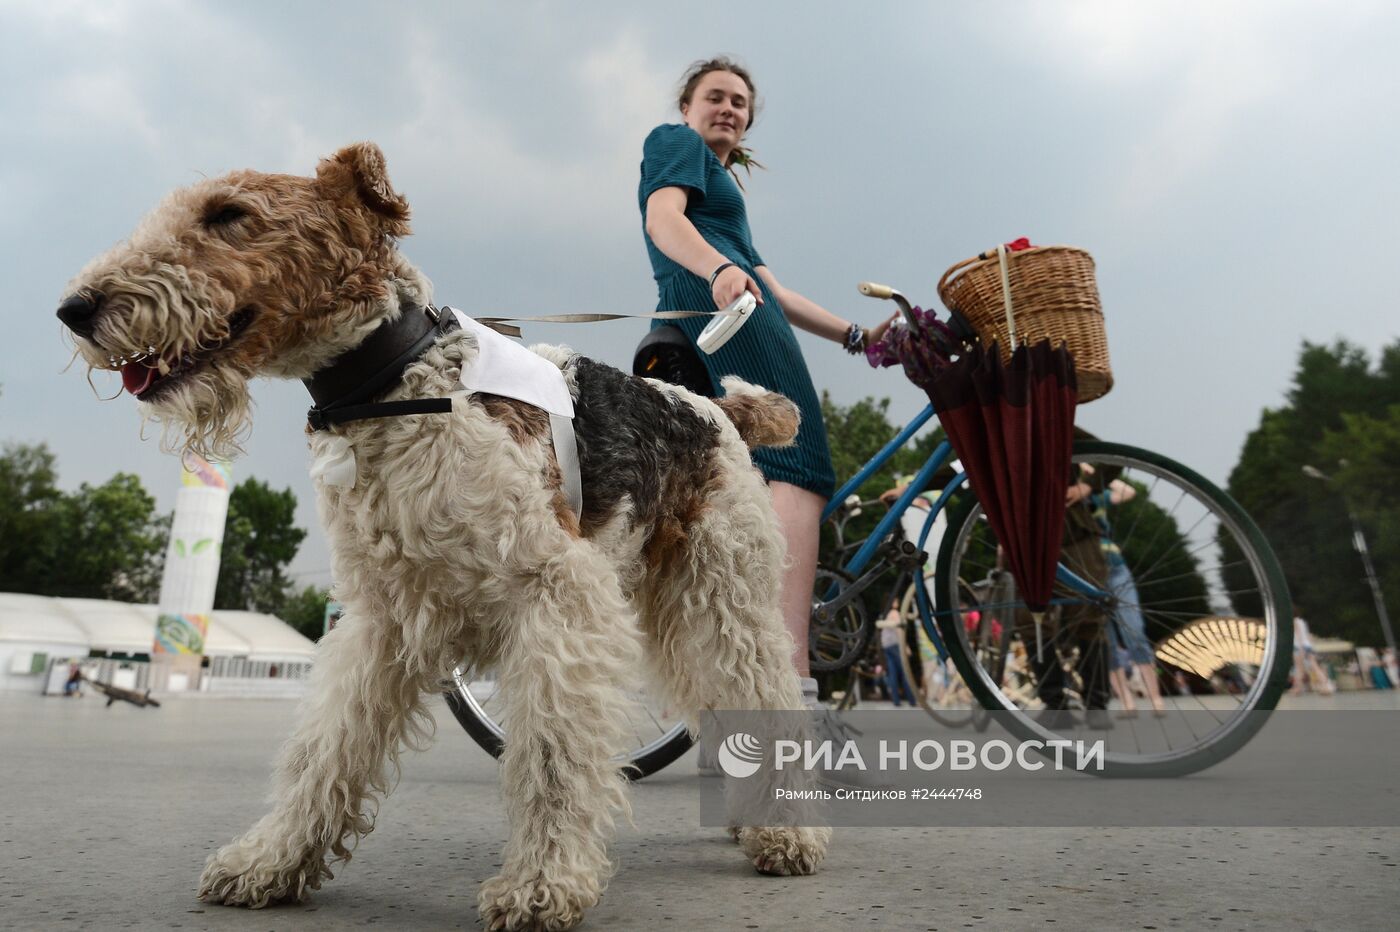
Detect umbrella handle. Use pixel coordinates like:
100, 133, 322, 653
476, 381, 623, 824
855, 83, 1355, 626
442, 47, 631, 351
996, 243, 1018, 352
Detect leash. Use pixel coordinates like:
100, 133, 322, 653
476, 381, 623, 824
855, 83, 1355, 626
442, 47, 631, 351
471, 308, 737, 337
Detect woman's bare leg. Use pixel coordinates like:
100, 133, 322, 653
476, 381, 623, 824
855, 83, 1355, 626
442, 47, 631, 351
770, 481, 825, 679
1110, 667, 1136, 713
1136, 662, 1166, 712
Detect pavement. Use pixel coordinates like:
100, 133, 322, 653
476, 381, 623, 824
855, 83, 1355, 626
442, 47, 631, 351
2, 690, 1397, 931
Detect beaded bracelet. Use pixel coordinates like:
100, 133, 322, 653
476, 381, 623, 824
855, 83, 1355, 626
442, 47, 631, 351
843, 322, 866, 355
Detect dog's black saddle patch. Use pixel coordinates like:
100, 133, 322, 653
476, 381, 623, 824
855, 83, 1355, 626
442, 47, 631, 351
571, 357, 721, 535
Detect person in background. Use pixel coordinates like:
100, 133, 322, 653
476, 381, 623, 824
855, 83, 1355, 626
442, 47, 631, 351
1077, 472, 1168, 717
63, 662, 83, 697
1291, 607, 1335, 696
876, 605, 917, 707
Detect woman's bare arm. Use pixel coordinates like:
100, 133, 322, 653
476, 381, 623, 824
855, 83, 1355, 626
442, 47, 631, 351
756, 266, 897, 346
644, 187, 762, 308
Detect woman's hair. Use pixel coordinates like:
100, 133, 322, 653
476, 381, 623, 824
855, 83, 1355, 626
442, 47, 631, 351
677, 56, 765, 184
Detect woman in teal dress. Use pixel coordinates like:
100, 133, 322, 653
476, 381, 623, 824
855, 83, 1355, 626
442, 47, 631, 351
639, 57, 892, 696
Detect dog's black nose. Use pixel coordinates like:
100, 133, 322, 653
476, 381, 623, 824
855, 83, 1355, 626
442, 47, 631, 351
57, 292, 104, 338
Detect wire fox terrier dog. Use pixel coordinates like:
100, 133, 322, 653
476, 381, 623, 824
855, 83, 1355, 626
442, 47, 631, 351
57, 143, 828, 930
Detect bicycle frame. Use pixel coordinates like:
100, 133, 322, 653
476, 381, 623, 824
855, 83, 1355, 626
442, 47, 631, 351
819, 403, 1112, 663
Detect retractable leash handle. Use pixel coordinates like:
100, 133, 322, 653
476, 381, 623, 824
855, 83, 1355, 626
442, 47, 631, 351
696, 292, 757, 354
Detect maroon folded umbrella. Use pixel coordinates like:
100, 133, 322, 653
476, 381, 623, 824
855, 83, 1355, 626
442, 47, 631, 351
926, 340, 1078, 654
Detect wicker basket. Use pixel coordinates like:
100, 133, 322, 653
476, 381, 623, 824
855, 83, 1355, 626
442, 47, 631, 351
937, 245, 1112, 402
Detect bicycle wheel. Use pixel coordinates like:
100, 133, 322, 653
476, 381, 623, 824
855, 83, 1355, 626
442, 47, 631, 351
443, 664, 693, 780
934, 440, 1292, 777
809, 566, 874, 674
896, 578, 977, 728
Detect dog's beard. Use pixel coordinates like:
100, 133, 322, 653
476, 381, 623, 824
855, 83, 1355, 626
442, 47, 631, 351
141, 363, 255, 461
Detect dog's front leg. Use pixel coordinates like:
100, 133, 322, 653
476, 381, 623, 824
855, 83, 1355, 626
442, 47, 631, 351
199, 609, 427, 907
477, 544, 642, 932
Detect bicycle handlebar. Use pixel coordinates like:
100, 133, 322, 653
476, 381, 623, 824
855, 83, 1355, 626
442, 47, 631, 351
857, 281, 917, 328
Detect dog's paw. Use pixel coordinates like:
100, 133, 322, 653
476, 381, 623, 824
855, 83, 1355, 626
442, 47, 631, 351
197, 829, 330, 908
478, 871, 597, 931
738, 825, 830, 877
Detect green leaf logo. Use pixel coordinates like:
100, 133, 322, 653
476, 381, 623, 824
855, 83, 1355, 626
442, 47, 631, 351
174, 539, 187, 558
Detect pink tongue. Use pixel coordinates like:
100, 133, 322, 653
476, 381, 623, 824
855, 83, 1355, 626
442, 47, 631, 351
121, 361, 160, 396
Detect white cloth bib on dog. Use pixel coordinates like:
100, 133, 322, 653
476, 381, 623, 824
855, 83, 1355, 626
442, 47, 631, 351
446, 308, 583, 517
446, 309, 574, 418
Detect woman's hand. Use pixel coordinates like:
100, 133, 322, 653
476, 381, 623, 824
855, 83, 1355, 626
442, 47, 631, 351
867, 311, 900, 347
712, 264, 763, 310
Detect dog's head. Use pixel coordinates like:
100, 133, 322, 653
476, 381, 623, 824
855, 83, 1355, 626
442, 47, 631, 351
58, 142, 422, 458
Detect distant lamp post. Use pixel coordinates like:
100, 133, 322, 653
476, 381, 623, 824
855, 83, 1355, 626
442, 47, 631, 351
1302, 463, 1396, 653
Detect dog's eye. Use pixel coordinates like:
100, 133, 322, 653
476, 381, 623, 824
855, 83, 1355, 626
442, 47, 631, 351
203, 204, 248, 227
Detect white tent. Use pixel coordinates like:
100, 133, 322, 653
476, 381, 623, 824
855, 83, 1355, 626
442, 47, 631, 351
0, 592, 316, 692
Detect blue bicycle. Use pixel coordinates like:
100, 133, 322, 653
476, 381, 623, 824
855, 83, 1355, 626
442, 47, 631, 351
450, 282, 1293, 778
807, 283, 1293, 776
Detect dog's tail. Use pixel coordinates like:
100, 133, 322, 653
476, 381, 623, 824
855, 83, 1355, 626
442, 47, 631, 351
715, 376, 801, 449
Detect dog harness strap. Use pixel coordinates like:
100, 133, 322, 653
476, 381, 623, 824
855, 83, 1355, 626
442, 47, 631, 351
309, 398, 455, 430
549, 413, 583, 517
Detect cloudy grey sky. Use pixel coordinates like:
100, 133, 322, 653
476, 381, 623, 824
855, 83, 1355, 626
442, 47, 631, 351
3, 0, 1396, 588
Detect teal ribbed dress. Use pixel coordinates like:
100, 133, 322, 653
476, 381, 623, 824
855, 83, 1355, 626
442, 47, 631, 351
638, 123, 836, 500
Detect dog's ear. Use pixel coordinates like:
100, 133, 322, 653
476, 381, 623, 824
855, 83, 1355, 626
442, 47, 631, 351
316, 142, 411, 235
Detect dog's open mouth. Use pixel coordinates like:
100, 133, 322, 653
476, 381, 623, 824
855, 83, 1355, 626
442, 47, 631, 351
119, 306, 257, 399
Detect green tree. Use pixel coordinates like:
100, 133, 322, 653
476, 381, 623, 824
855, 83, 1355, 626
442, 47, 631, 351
214, 479, 307, 614
1225, 340, 1400, 643
38, 473, 165, 601
1317, 404, 1400, 644
279, 584, 332, 642
0, 443, 65, 593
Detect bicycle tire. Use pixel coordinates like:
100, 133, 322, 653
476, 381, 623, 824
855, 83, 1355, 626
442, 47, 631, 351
933, 440, 1293, 777
443, 666, 694, 781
